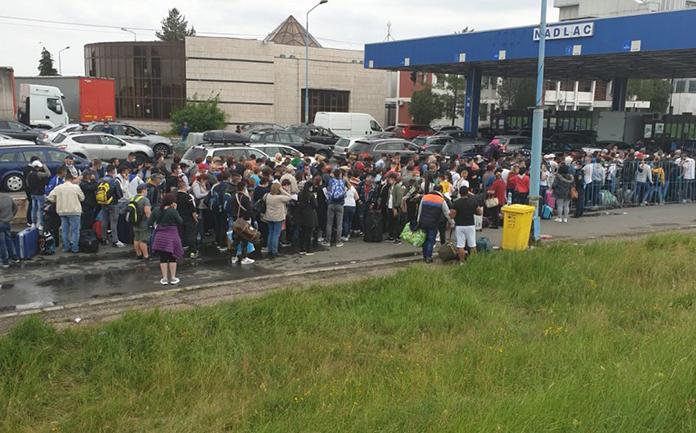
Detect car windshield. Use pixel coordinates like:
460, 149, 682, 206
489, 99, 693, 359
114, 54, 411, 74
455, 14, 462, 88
182, 147, 208, 162
335, 138, 350, 148
350, 142, 371, 152
53, 133, 67, 144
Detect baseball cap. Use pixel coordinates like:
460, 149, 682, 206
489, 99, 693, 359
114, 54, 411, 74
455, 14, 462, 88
136, 183, 148, 192
31, 160, 43, 168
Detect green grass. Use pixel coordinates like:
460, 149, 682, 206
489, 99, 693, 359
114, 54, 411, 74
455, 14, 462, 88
2, 233, 696, 433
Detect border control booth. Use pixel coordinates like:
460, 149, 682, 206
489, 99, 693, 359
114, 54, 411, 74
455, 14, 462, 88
364, 9, 696, 138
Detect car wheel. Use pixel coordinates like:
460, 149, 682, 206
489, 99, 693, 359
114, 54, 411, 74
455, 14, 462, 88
134, 152, 149, 165
3, 174, 24, 192
153, 143, 169, 156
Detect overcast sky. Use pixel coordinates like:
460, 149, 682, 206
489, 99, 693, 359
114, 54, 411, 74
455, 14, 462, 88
1, 0, 559, 76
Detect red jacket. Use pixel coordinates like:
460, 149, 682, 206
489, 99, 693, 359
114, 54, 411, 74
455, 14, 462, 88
490, 179, 507, 205
515, 175, 530, 193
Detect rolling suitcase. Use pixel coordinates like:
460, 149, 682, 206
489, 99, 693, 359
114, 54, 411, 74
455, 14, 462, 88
16, 227, 39, 260
117, 214, 133, 244
362, 210, 383, 243
79, 230, 100, 253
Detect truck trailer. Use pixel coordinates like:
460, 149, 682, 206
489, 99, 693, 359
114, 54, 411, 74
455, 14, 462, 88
15, 76, 115, 123
0, 67, 16, 121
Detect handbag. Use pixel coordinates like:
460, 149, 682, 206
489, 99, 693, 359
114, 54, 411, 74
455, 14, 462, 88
570, 185, 579, 200
484, 197, 499, 208
232, 194, 261, 242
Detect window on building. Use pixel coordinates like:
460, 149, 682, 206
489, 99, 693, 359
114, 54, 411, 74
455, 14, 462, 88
675, 79, 687, 93
578, 80, 592, 92
689, 80, 696, 94
480, 103, 489, 121
301, 89, 350, 123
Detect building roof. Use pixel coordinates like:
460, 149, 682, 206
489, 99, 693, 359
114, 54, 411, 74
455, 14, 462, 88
264, 15, 322, 48
364, 8, 696, 80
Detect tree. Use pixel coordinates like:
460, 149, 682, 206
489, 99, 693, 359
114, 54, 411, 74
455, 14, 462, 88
497, 77, 536, 110
156, 8, 196, 41
408, 85, 443, 126
170, 95, 226, 133
434, 74, 466, 125
38, 47, 58, 76
627, 79, 671, 113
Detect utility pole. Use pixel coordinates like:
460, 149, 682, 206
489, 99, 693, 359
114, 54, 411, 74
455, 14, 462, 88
58, 46, 70, 76
529, 0, 548, 241
304, 0, 328, 124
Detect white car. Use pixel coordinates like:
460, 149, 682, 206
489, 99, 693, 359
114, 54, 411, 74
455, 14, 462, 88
37, 123, 85, 146
0, 134, 35, 146
53, 132, 154, 164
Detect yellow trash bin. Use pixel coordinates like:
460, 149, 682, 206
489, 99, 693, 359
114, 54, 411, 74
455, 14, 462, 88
501, 204, 535, 251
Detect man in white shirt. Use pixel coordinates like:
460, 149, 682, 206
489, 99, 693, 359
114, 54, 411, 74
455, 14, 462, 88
681, 153, 695, 202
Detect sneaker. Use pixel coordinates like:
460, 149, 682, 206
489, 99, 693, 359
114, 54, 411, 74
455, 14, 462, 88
305, 252, 315, 256
299, 251, 307, 255
320, 241, 330, 247
231, 257, 239, 265
336, 242, 344, 248
563, 218, 568, 223
217, 246, 228, 253
393, 239, 402, 245
554, 218, 563, 223
241, 257, 255, 265
169, 277, 180, 285
317, 237, 325, 243
160, 278, 169, 285
340, 237, 349, 242
425, 257, 433, 264
280, 242, 291, 248
114, 241, 126, 248
189, 252, 199, 259
1, 263, 9, 269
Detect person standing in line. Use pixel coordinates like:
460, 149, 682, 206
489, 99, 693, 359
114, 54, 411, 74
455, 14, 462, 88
417, 187, 454, 264
0, 192, 18, 268
451, 186, 482, 263
323, 169, 347, 248
263, 182, 292, 259
149, 193, 184, 285
230, 182, 255, 265
552, 165, 574, 223
297, 180, 319, 255
175, 180, 199, 259
47, 173, 85, 254
341, 179, 359, 242
26, 160, 51, 231
131, 184, 152, 260
79, 171, 99, 230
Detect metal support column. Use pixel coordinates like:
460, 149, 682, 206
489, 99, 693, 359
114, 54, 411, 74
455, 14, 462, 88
530, 0, 548, 242
463, 68, 482, 137
611, 78, 628, 111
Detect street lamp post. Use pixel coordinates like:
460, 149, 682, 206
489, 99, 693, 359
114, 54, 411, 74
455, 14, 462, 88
304, 0, 328, 124
529, 0, 548, 241
58, 46, 70, 76
121, 27, 137, 41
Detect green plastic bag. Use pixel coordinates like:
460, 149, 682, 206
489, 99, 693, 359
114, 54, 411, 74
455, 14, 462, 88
401, 224, 425, 247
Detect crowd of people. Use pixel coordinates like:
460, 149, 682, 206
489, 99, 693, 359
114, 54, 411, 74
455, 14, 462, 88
0, 140, 694, 276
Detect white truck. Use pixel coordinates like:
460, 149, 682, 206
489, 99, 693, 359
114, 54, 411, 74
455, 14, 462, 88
17, 83, 69, 129
314, 112, 383, 138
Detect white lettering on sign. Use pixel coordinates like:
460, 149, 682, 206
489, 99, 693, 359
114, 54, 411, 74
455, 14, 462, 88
533, 22, 594, 41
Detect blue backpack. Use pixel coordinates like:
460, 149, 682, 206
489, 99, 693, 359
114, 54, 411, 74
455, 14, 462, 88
328, 178, 347, 204
210, 183, 232, 214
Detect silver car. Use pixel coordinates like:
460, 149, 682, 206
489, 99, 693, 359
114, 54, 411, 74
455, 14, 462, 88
53, 132, 154, 164
37, 123, 84, 146
87, 122, 173, 156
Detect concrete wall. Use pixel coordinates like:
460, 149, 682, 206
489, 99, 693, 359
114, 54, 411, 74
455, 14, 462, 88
185, 36, 388, 127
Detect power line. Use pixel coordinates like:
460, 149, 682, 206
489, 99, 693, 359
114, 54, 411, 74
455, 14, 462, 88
0, 20, 125, 35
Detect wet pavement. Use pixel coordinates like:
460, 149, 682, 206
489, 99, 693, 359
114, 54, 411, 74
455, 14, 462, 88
1, 203, 694, 312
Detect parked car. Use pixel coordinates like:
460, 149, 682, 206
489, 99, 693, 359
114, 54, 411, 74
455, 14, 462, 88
37, 123, 85, 146
0, 120, 42, 143
248, 130, 333, 159
543, 132, 596, 153
286, 124, 340, 146
202, 130, 247, 144
314, 112, 383, 138
412, 135, 460, 154
435, 125, 464, 134
441, 139, 486, 159
87, 122, 173, 156
346, 138, 432, 163
53, 132, 154, 164
333, 132, 397, 161
493, 135, 531, 153
0, 134, 35, 146
394, 124, 436, 140
0, 144, 90, 192
181, 144, 270, 168
240, 122, 285, 134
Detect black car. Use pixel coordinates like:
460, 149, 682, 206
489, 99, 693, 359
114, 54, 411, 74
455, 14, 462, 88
347, 138, 432, 163
249, 130, 333, 158
413, 135, 461, 154
441, 139, 485, 159
543, 132, 596, 153
0, 120, 41, 143
286, 124, 340, 146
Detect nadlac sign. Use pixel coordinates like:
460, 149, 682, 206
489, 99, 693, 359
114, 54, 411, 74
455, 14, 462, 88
533, 22, 594, 41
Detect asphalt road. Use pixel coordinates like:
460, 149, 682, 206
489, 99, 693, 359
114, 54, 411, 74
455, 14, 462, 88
0, 204, 694, 312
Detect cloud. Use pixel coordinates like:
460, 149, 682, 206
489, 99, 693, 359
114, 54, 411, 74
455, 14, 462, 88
0, 0, 557, 75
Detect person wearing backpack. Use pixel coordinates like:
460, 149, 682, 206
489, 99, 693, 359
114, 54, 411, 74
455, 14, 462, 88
322, 169, 347, 248
96, 165, 125, 247
129, 184, 152, 260
210, 171, 232, 251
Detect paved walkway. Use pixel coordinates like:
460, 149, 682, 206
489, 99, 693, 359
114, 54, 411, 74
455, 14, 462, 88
1, 204, 694, 312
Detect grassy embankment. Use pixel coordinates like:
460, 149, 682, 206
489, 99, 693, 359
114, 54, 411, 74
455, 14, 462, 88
1, 233, 696, 432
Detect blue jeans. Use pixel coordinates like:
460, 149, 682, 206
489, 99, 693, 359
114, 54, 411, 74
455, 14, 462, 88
267, 221, 283, 255
342, 206, 356, 238
635, 182, 649, 203
0, 222, 15, 265
422, 228, 438, 260
60, 215, 81, 253
31, 195, 45, 227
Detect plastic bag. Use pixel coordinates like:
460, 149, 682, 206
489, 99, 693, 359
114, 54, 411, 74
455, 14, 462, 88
401, 224, 425, 247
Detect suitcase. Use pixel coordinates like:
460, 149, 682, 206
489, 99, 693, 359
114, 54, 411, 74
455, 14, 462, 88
92, 220, 103, 241
117, 214, 133, 244
545, 189, 556, 209
16, 227, 39, 260
362, 210, 383, 243
79, 230, 99, 253
438, 241, 457, 262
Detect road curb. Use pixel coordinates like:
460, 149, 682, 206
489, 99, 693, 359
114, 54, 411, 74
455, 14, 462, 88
0, 254, 423, 321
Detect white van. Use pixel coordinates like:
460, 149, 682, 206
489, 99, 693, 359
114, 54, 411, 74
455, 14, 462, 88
314, 112, 383, 138
17, 84, 69, 129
